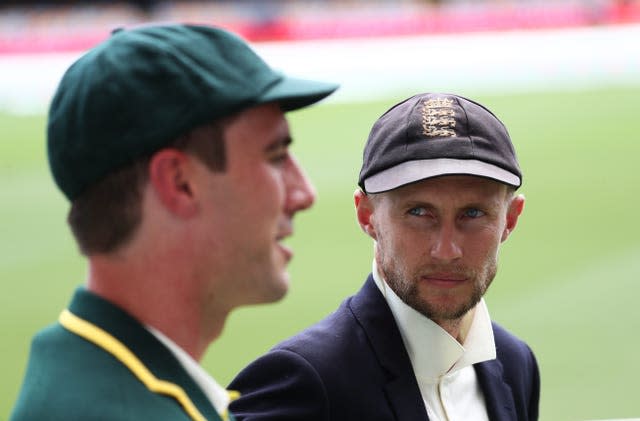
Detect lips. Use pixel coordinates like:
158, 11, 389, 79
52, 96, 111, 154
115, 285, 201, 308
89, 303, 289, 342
276, 229, 293, 263
421, 273, 468, 288
277, 241, 293, 262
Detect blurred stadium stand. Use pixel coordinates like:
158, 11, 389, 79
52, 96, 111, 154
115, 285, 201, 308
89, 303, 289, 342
1, 0, 639, 53
1, 0, 639, 114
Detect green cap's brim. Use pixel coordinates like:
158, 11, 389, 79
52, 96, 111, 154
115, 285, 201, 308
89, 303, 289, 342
259, 76, 339, 111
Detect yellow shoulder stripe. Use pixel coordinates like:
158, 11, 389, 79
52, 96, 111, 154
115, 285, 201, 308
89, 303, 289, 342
59, 309, 208, 421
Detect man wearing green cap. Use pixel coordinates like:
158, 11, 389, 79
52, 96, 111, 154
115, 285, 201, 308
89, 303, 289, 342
10, 24, 337, 421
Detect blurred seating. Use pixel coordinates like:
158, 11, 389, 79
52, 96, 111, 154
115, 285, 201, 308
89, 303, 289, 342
1, 0, 639, 54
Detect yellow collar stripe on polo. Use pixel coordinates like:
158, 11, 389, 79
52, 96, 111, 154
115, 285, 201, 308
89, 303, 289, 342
59, 309, 208, 421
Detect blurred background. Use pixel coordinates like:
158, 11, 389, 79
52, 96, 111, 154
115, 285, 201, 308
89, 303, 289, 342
2, 1, 639, 420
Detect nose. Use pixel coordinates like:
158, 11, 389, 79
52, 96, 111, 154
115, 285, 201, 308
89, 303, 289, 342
284, 154, 316, 214
430, 222, 462, 263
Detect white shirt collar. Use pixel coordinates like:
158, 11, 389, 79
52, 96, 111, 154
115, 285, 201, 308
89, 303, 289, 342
146, 326, 231, 416
372, 260, 496, 383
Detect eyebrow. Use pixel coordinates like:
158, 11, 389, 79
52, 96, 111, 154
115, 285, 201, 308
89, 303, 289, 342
264, 135, 293, 153
401, 196, 501, 211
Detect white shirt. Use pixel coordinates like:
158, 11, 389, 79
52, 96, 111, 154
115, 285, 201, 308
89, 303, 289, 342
147, 326, 232, 417
372, 261, 496, 421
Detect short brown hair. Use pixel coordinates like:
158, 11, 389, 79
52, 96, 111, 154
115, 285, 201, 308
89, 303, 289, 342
68, 120, 227, 255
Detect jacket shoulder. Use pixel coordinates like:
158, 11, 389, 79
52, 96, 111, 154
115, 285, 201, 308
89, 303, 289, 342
229, 292, 394, 420
10, 324, 194, 421
491, 322, 538, 371
490, 322, 541, 420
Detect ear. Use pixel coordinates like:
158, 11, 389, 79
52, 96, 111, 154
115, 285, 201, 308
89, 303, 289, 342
501, 193, 525, 242
148, 149, 199, 218
354, 189, 378, 240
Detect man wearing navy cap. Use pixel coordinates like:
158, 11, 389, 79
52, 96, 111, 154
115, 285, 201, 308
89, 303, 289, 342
229, 93, 540, 420
10, 24, 337, 421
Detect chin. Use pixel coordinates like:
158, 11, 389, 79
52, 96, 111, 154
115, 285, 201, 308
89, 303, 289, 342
270, 287, 289, 303
275, 273, 291, 299
261, 272, 290, 303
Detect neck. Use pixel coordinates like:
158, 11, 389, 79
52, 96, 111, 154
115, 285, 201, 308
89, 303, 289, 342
434, 306, 476, 344
86, 255, 228, 362
434, 318, 462, 342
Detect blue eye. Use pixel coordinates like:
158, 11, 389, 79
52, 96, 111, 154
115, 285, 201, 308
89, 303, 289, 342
408, 207, 427, 216
464, 208, 484, 218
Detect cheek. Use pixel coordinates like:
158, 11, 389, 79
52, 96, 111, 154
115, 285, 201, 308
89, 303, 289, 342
267, 175, 287, 214
469, 232, 502, 267
246, 167, 286, 214
377, 224, 426, 266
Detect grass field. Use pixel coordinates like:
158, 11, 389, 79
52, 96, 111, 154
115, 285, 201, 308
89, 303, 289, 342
2, 86, 639, 420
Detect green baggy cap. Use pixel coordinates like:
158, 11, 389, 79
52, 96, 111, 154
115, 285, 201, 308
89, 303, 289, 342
47, 24, 338, 200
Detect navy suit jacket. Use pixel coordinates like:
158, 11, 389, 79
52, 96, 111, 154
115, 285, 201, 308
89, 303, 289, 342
229, 276, 540, 420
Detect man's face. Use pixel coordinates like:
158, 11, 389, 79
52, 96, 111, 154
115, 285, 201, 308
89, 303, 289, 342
195, 103, 315, 308
356, 175, 523, 323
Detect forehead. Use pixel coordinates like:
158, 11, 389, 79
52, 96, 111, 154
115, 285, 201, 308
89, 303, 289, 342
380, 175, 509, 205
224, 103, 289, 145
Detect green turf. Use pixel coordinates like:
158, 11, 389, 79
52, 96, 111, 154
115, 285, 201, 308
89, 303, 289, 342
2, 87, 639, 420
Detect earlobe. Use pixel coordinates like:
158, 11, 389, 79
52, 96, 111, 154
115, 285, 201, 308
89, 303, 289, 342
501, 194, 525, 242
149, 149, 199, 218
354, 189, 377, 240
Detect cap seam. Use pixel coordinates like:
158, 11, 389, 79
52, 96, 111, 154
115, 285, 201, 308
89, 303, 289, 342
454, 95, 475, 158
405, 98, 421, 155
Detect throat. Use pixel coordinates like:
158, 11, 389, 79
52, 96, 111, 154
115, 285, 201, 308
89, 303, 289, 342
434, 318, 463, 343
435, 306, 476, 344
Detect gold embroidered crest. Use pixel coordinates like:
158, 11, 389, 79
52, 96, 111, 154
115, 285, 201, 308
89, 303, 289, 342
422, 97, 456, 137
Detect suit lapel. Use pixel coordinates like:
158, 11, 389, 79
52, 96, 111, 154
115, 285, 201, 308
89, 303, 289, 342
350, 276, 430, 421
383, 375, 430, 421
475, 359, 517, 421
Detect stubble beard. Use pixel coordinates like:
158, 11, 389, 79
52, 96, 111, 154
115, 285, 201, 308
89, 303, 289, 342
378, 252, 498, 322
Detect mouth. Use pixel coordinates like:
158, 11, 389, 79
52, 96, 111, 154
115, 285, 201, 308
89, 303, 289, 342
421, 273, 468, 289
276, 232, 293, 263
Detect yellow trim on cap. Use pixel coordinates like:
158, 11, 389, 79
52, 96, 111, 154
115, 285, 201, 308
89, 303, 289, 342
59, 309, 207, 421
